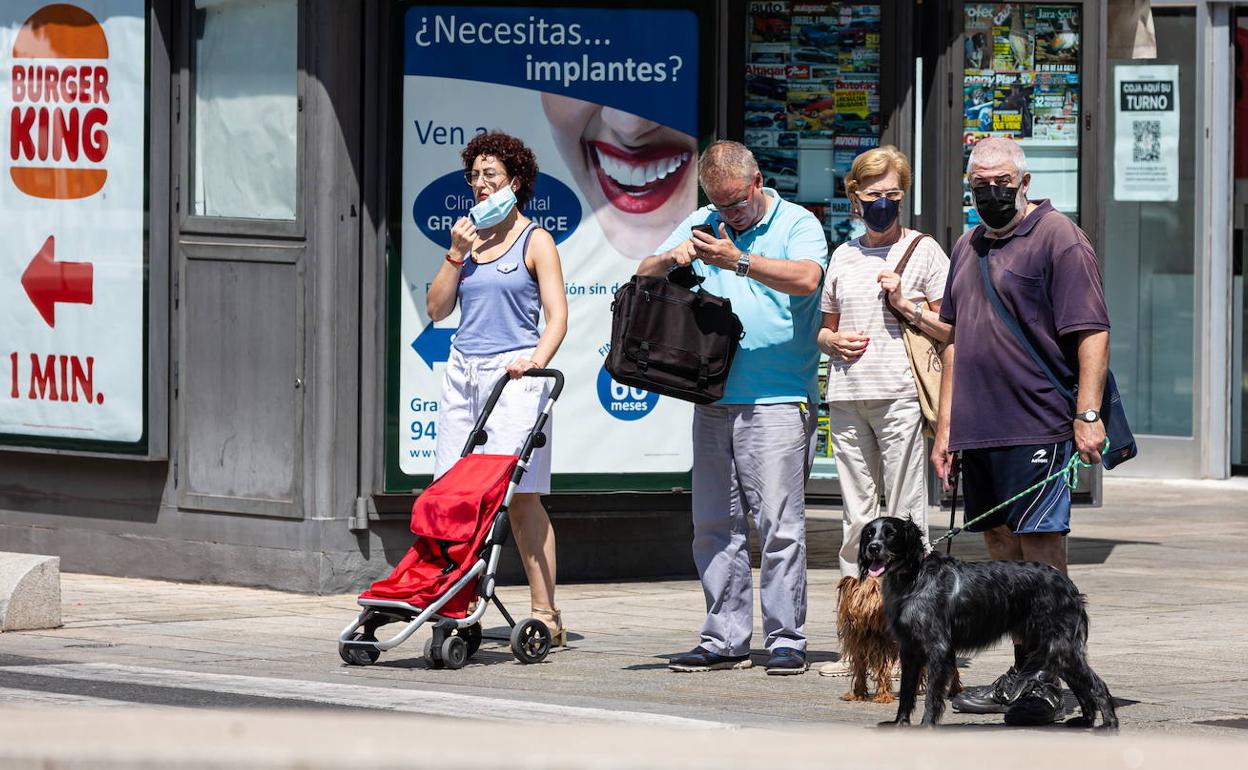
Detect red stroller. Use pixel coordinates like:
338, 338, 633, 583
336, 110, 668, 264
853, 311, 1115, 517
337, 369, 563, 668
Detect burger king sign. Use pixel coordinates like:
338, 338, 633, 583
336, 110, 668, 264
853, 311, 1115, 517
0, 1, 145, 446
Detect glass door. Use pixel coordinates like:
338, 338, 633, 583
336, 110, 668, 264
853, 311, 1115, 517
1103, 8, 1199, 476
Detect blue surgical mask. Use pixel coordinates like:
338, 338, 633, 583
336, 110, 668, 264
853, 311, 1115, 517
862, 197, 900, 232
469, 185, 517, 229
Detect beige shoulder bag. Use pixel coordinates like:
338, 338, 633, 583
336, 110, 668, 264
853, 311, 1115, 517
885, 234, 943, 437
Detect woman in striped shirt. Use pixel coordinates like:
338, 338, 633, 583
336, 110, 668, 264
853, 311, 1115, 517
816, 145, 952, 585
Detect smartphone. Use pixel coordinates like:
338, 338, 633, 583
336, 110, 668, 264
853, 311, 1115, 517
690, 223, 715, 237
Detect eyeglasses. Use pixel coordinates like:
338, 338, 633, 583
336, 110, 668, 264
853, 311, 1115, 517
712, 184, 756, 213
856, 188, 905, 203
969, 174, 1019, 189
464, 169, 507, 186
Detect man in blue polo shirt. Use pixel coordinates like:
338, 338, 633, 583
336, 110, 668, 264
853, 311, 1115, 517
637, 140, 829, 675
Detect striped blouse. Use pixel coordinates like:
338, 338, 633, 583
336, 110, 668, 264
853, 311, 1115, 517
820, 230, 949, 402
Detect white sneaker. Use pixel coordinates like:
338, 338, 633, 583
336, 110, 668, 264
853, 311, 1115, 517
818, 658, 854, 677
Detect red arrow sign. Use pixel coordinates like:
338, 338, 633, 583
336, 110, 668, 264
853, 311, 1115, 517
21, 235, 94, 328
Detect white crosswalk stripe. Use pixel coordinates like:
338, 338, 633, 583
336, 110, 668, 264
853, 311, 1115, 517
1, 663, 734, 729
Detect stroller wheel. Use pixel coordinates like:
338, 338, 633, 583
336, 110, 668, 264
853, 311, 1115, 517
510, 618, 551, 664
441, 636, 469, 669
458, 623, 483, 658
339, 631, 381, 666
422, 636, 445, 669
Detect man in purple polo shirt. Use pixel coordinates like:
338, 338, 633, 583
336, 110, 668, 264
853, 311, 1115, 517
931, 137, 1109, 726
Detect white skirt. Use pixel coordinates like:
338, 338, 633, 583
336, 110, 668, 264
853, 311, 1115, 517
432, 346, 553, 494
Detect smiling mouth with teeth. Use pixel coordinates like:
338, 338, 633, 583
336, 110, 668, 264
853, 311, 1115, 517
587, 141, 692, 215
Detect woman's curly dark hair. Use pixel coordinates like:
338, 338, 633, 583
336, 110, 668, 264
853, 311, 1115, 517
461, 131, 539, 208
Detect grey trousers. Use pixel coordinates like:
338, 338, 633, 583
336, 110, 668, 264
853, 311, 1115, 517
691, 401, 816, 656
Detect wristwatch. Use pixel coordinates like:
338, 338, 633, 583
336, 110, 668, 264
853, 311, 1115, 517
909, 304, 923, 325
735, 251, 751, 277
1075, 409, 1100, 423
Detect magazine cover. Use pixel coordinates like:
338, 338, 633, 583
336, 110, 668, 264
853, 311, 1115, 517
964, 72, 994, 132
964, 4, 994, 71
1035, 5, 1079, 72
992, 4, 1034, 72
992, 70, 1034, 137
749, 2, 790, 44
838, 17, 880, 76
834, 76, 879, 135
790, 6, 839, 51
1032, 72, 1079, 143
787, 81, 836, 136
746, 60, 788, 131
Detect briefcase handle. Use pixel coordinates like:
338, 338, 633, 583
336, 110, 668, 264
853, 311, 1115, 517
666, 264, 705, 289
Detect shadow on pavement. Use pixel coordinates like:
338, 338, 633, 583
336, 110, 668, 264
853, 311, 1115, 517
940, 534, 1159, 566
798, 514, 1159, 567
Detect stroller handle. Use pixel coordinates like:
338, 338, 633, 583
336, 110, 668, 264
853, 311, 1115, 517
522, 368, 564, 399
460, 368, 565, 457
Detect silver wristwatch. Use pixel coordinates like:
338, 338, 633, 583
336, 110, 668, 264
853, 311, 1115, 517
909, 304, 923, 325
735, 251, 751, 277
1076, 409, 1100, 423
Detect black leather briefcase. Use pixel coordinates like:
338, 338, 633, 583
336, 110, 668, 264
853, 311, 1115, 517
606, 270, 743, 405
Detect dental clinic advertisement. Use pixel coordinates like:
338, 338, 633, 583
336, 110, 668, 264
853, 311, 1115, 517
397, 5, 700, 484
1113, 64, 1179, 202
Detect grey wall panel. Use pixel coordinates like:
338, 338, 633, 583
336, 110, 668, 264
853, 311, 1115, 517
179, 253, 304, 515
301, 0, 364, 526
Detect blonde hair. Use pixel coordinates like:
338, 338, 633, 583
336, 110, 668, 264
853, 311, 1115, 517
844, 145, 912, 198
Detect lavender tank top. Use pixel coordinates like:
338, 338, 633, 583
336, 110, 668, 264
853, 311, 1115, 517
453, 222, 542, 356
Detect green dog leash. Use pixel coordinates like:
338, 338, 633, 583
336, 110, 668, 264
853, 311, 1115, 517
931, 438, 1109, 549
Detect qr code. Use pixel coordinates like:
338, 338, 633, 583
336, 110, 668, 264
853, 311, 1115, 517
1132, 120, 1161, 162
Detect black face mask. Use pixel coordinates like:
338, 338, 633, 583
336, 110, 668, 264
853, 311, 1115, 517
861, 197, 900, 233
973, 184, 1019, 230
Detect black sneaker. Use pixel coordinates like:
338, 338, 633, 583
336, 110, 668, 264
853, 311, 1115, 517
951, 665, 1028, 714
764, 647, 808, 676
1004, 675, 1065, 726
668, 646, 753, 672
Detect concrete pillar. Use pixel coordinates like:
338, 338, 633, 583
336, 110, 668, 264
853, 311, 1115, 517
0, 552, 62, 631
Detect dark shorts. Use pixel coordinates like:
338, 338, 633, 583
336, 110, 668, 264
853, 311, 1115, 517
960, 441, 1072, 535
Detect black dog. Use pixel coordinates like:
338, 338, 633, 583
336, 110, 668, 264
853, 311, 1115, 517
859, 517, 1118, 730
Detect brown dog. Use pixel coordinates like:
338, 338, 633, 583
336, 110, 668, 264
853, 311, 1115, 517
836, 575, 962, 704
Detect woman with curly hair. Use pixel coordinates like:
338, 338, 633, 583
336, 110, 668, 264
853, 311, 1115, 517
426, 131, 569, 645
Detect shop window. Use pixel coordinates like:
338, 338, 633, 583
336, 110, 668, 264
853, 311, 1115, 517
190, 0, 298, 220
742, 3, 884, 484
742, 2, 882, 250
961, 3, 1082, 229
